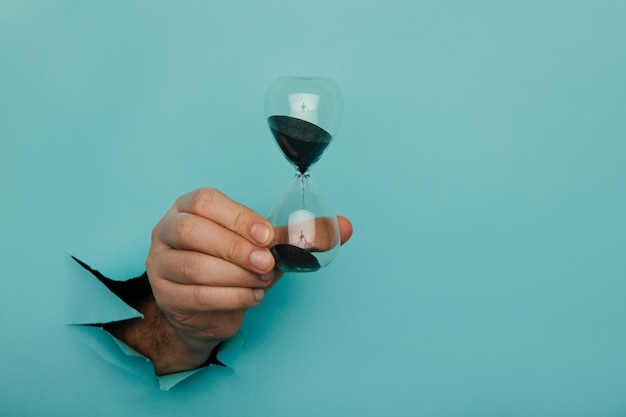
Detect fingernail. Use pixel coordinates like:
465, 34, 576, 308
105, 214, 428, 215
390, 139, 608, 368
259, 271, 274, 282
253, 288, 265, 302
250, 250, 273, 270
250, 223, 271, 244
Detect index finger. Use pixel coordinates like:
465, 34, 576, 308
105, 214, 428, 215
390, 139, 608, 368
176, 188, 274, 247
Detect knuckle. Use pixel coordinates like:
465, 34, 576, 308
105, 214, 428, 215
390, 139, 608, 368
150, 223, 160, 242
173, 213, 197, 241
230, 206, 248, 234
179, 253, 202, 282
190, 284, 210, 309
235, 288, 253, 308
225, 237, 244, 263
190, 188, 220, 215
145, 247, 163, 284
145, 253, 155, 276
150, 216, 169, 245
174, 194, 186, 212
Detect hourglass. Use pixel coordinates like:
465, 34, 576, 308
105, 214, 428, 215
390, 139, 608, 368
265, 76, 343, 272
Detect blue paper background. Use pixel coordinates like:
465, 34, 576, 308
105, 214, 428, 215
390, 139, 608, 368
1, 1, 625, 415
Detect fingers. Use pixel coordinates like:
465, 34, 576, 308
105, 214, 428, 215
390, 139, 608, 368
337, 215, 353, 245
153, 188, 277, 275
175, 188, 274, 247
146, 188, 281, 309
147, 187, 354, 318
158, 248, 277, 287
153, 277, 267, 312
158, 211, 275, 274
144, 188, 294, 352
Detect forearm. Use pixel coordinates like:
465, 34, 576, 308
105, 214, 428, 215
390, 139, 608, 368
105, 296, 220, 376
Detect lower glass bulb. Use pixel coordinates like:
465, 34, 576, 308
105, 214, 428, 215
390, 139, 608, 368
268, 174, 340, 272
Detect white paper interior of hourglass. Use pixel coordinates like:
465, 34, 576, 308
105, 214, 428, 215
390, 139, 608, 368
287, 209, 316, 249
288, 93, 319, 125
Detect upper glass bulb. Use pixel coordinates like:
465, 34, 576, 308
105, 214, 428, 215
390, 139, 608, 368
265, 76, 343, 173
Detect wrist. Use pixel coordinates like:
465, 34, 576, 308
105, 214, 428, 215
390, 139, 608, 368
106, 296, 222, 376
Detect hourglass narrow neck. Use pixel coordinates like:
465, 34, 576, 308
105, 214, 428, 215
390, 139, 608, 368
293, 170, 307, 209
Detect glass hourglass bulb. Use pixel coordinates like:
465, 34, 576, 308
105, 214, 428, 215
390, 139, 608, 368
265, 76, 343, 272
268, 174, 340, 272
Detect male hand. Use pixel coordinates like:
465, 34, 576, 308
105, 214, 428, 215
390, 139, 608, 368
140, 188, 352, 374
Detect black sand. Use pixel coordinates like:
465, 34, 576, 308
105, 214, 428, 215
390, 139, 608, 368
271, 244, 321, 272
268, 115, 332, 174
